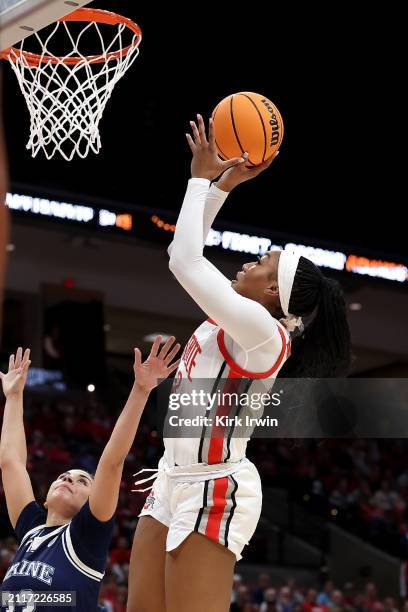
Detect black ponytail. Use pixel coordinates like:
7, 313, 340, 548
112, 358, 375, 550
278, 257, 351, 378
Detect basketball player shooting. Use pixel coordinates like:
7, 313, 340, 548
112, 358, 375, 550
0, 338, 180, 611
128, 115, 351, 612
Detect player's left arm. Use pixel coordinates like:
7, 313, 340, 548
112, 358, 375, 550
89, 336, 180, 522
0, 349, 35, 529
169, 116, 282, 353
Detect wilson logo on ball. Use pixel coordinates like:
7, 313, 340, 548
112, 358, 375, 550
261, 99, 280, 146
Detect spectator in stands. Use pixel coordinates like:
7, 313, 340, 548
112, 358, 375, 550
330, 590, 345, 612
277, 586, 295, 612
330, 479, 352, 517
252, 572, 272, 605
287, 578, 305, 605
0, 547, 14, 581
261, 588, 279, 612
371, 481, 405, 519
397, 469, 408, 491
97, 597, 112, 612
114, 585, 127, 612
317, 580, 335, 607
342, 582, 356, 609
350, 480, 374, 522
110, 535, 131, 566
361, 582, 381, 612
383, 597, 398, 612
230, 585, 251, 611
98, 573, 118, 610
303, 588, 328, 612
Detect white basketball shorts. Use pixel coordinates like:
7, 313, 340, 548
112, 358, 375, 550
138, 458, 262, 561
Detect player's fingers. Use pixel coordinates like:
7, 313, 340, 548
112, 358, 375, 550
134, 348, 142, 369
164, 343, 181, 366
158, 336, 176, 360
167, 359, 181, 375
208, 117, 216, 148
220, 156, 245, 170
185, 133, 196, 153
15, 347, 23, 368
196, 114, 208, 145
190, 120, 201, 146
150, 336, 162, 358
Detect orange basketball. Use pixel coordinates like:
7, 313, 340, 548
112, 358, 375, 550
212, 92, 284, 166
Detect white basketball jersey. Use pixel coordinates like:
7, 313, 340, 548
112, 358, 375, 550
163, 318, 291, 467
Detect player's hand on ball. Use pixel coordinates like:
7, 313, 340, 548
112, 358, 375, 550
0, 347, 31, 397
216, 150, 279, 192
186, 114, 245, 181
133, 336, 181, 393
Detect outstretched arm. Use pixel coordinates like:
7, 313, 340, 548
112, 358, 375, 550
169, 115, 281, 353
89, 337, 180, 522
168, 182, 231, 286
0, 348, 35, 529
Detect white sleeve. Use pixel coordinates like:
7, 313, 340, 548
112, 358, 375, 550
169, 179, 282, 353
168, 182, 231, 287
202, 182, 229, 243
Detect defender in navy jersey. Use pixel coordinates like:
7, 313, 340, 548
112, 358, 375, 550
0, 339, 181, 611
2, 498, 114, 611
128, 116, 351, 612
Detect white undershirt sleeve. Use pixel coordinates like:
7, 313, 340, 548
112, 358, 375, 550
169, 179, 282, 355
168, 182, 231, 287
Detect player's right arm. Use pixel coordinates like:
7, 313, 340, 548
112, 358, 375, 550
0, 348, 35, 529
169, 116, 282, 354
168, 181, 232, 287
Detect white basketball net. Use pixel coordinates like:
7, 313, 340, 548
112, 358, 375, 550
4, 17, 141, 160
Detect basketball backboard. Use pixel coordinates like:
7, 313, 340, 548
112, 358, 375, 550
0, 0, 92, 50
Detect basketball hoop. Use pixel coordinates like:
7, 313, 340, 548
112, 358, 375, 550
0, 8, 142, 160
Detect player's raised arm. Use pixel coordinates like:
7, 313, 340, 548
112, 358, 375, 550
89, 336, 180, 522
0, 348, 35, 529
169, 115, 281, 352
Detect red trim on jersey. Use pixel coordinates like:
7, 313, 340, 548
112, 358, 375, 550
217, 325, 288, 379
207, 318, 217, 326
205, 477, 229, 541
207, 375, 242, 464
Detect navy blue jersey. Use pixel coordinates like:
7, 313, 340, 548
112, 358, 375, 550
1, 500, 115, 611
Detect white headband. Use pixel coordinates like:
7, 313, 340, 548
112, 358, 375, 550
277, 249, 303, 333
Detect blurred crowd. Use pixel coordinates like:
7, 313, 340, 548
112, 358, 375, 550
250, 439, 408, 556
228, 575, 404, 612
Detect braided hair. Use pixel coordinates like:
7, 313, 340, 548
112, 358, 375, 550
278, 256, 351, 377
